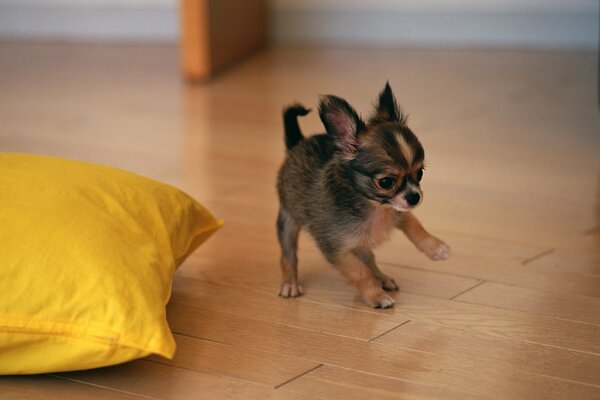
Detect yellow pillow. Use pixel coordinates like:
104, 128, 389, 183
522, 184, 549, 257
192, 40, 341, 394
0, 153, 222, 374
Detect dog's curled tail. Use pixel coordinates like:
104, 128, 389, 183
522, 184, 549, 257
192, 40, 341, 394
283, 104, 311, 150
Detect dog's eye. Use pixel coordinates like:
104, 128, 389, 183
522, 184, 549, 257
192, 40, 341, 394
378, 177, 395, 190
416, 168, 424, 182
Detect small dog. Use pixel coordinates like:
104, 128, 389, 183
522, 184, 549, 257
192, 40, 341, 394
276, 83, 450, 308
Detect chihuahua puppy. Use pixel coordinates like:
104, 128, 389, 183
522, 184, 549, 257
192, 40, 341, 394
276, 83, 450, 308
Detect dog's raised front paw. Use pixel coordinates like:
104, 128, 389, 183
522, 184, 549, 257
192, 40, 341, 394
419, 236, 451, 261
278, 282, 304, 298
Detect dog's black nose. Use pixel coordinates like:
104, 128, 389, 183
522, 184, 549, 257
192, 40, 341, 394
405, 192, 421, 206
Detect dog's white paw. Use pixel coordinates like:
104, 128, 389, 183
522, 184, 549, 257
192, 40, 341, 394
278, 282, 304, 298
419, 236, 451, 261
365, 289, 396, 309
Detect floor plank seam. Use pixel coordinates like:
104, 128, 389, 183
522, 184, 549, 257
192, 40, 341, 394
328, 364, 489, 396
521, 370, 600, 389
169, 303, 387, 342
166, 331, 342, 370
141, 358, 286, 390
522, 248, 555, 265
49, 374, 159, 400
453, 297, 600, 327
274, 364, 324, 389
368, 320, 411, 342
396, 227, 556, 250
448, 280, 487, 300
167, 332, 271, 354
168, 331, 280, 350
475, 334, 600, 357
379, 260, 487, 281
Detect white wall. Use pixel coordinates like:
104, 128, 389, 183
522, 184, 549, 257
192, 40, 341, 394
0, 0, 178, 42
272, 0, 596, 14
271, 0, 599, 49
0, 0, 597, 49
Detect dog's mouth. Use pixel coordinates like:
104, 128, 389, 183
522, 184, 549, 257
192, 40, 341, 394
390, 201, 411, 212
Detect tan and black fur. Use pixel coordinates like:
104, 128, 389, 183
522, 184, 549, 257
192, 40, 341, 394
276, 83, 450, 308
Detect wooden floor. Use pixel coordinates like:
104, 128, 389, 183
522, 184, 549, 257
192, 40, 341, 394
1, 42, 599, 399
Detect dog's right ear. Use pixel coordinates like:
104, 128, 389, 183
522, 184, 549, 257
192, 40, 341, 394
319, 95, 364, 158
370, 82, 406, 124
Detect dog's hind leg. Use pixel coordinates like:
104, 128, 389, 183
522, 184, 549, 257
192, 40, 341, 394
276, 207, 303, 298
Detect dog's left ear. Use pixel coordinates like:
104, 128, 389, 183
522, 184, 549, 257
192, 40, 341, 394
319, 95, 365, 158
371, 82, 405, 124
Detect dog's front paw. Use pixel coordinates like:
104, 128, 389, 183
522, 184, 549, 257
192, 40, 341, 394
419, 236, 451, 261
278, 282, 304, 298
364, 289, 396, 309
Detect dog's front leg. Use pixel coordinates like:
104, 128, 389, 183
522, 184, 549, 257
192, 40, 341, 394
353, 248, 399, 291
332, 251, 396, 308
397, 212, 450, 260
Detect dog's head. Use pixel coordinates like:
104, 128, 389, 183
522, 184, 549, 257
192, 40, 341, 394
319, 82, 425, 211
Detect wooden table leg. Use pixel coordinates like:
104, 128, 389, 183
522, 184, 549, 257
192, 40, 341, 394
180, 0, 267, 82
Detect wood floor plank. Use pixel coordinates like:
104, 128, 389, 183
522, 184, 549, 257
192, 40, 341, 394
549, 230, 600, 255
282, 365, 491, 400
0, 375, 145, 400
373, 320, 600, 386
526, 248, 600, 276
170, 276, 402, 340
453, 281, 600, 325
146, 333, 320, 388
60, 360, 313, 400
166, 302, 600, 400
